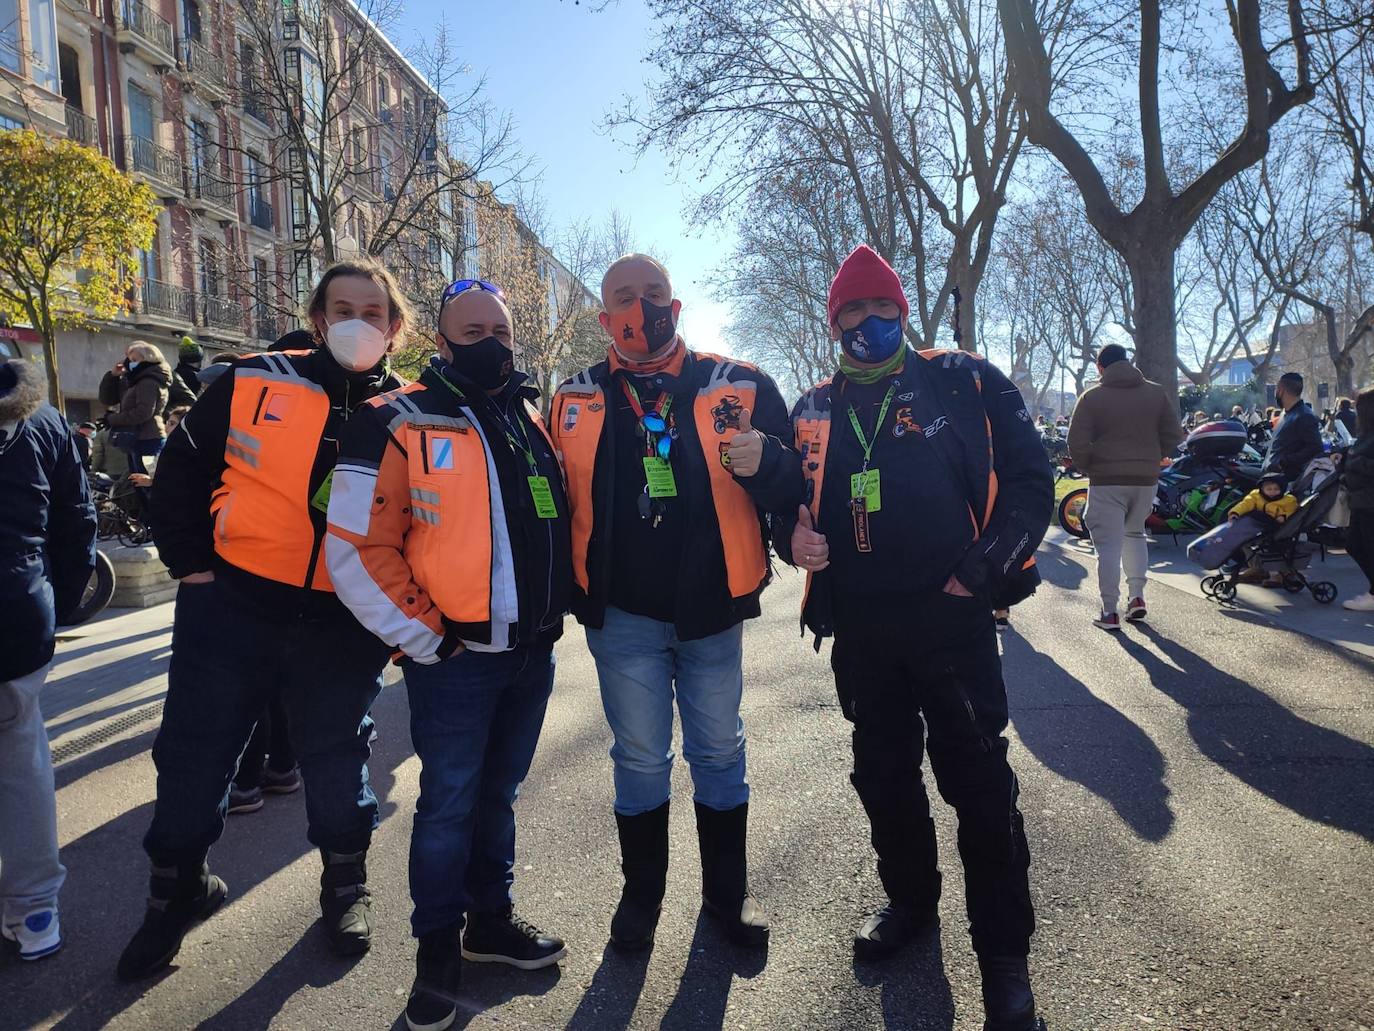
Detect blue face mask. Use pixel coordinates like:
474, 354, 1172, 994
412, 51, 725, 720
840, 314, 904, 363
126, 360, 141, 372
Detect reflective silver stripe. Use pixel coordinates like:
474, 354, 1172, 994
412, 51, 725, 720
226, 442, 259, 467
391, 392, 423, 417
412, 505, 439, 526
262, 352, 301, 378
233, 367, 327, 393
226, 426, 260, 450
410, 487, 439, 506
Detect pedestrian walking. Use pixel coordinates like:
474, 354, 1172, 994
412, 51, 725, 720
1068, 344, 1184, 630
98, 341, 171, 475
1262, 372, 1323, 485
0, 358, 97, 961
1341, 388, 1374, 612
328, 278, 573, 1031
550, 253, 802, 953
1335, 398, 1359, 439
779, 245, 1052, 1031
115, 259, 410, 981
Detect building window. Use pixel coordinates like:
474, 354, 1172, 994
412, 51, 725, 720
378, 73, 389, 110
199, 237, 220, 297
26, 0, 59, 91
182, 0, 202, 44
58, 41, 81, 109
0, 0, 19, 74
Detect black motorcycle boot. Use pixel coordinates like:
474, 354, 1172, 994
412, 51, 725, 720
694, 801, 769, 947
854, 902, 940, 960
320, 848, 372, 956
610, 802, 670, 950
979, 955, 1048, 1031
405, 924, 462, 1031
116, 862, 228, 981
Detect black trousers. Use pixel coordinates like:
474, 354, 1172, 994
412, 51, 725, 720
232, 694, 297, 790
830, 590, 1035, 958
1347, 510, 1374, 592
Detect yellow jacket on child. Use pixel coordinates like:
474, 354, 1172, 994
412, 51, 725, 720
1230, 488, 1298, 521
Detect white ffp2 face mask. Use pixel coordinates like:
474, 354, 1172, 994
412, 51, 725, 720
324, 318, 388, 372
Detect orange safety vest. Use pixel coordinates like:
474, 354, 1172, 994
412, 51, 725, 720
550, 353, 768, 600
211, 352, 336, 591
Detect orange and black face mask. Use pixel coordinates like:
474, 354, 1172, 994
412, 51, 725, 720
608, 298, 679, 361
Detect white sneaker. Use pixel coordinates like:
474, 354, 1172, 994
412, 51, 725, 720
1, 905, 62, 960
1343, 592, 1374, 612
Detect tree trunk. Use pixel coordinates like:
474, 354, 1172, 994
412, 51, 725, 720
34, 289, 63, 415
1323, 304, 1354, 396
1128, 246, 1179, 392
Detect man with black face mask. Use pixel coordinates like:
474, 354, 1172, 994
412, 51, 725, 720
550, 254, 802, 953
777, 246, 1052, 1031
327, 280, 572, 1031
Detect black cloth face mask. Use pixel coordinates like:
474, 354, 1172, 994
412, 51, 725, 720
439, 334, 514, 392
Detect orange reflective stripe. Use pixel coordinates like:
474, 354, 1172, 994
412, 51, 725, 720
216, 367, 332, 588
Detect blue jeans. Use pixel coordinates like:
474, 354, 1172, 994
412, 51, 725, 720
143, 576, 389, 867
404, 646, 554, 937
585, 607, 748, 816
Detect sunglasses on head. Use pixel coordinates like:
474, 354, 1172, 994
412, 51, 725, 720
440, 278, 505, 304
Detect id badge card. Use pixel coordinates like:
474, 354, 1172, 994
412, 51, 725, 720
644, 456, 678, 498
851, 495, 873, 553
527, 475, 558, 518
850, 468, 881, 513
310, 469, 335, 513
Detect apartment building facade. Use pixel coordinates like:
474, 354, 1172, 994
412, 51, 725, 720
2, 0, 591, 418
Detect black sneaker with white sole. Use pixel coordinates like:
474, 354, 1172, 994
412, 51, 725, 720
461, 909, 566, 969
227, 785, 264, 814
405, 926, 461, 1031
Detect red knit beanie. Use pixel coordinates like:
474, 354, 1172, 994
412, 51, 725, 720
827, 245, 909, 325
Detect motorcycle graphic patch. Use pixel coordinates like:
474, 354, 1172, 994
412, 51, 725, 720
711, 395, 744, 434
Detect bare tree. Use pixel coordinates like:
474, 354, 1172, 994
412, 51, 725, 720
621, 0, 1062, 352
997, 0, 1322, 387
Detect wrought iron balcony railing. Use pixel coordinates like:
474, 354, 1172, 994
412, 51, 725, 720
64, 105, 98, 148
119, 0, 174, 56
119, 133, 184, 192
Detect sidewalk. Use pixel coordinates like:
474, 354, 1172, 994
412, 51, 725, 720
1045, 527, 1374, 659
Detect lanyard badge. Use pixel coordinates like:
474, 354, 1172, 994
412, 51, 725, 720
846, 384, 897, 554
624, 379, 678, 526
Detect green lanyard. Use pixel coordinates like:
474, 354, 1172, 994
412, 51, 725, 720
433, 369, 539, 475
846, 384, 897, 478
622, 378, 674, 426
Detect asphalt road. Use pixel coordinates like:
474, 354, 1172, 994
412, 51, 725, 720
5, 542, 1373, 1031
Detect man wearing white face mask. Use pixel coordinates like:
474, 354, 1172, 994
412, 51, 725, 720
116, 260, 412, 981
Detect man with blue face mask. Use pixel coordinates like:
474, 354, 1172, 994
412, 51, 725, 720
777, 246, 1052, 1031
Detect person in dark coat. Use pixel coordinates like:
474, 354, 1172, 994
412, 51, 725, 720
1262, 372, 1323, 486
0, 358, 97, 961
1341, 388, 1374, 612
98, 341, 171, 474
173, 337, 203, 398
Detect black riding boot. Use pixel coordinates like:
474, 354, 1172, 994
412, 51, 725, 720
694, 801, 769, 947
980, 955, 1048, 1031
320, 848, 372, 956
116, 861, 228, 980
610, 802, 670, 950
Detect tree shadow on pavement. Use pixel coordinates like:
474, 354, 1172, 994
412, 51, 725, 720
1119, 624, 1374, 841
659, 911, 767, 1030
852, 933, 956, 1030
564, 943, 652, 1031
1002, 635, 1174, 843
6, 683, 413, 1031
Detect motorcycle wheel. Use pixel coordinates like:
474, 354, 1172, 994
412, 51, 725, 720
1057, 489, 1090, 539
1282, 576, 1306, 594
61, 550, 116, 627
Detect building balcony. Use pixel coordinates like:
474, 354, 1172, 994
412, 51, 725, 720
180, 40, 229, 104
253, 313, 281, 343
186, 167, 237, 221
116, 0, 176, 70
240, 85, 270, 125
248, 194, 274, 232
64, 105, 98, 149
118, 134, 184, 200
201, 294, 245, 335
133, 278, 196, 329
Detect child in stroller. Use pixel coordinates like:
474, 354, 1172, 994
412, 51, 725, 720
1191, 472, 1343, 604
1228, 472, 1298, 527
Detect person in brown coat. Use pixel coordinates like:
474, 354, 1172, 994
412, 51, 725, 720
98, 341, 171, 475
1067, 344, 1184, 630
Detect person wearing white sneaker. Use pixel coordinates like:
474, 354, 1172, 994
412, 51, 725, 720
1069, 346, 1183, 630
1341, 390, 1374, 613
0, 359, 98, 963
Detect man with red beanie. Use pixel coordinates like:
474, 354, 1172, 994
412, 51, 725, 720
777, 245, 1052, 1031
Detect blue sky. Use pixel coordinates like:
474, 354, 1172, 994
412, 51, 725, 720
396, 0, 739, 355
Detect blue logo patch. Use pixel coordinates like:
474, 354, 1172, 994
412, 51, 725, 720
431, 436, 454, 471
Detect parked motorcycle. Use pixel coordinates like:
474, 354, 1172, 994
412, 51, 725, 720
1058, 420, 1264, 540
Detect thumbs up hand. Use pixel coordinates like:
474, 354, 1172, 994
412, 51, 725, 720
792, 503, 829, 571
726, 407, 764, 477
